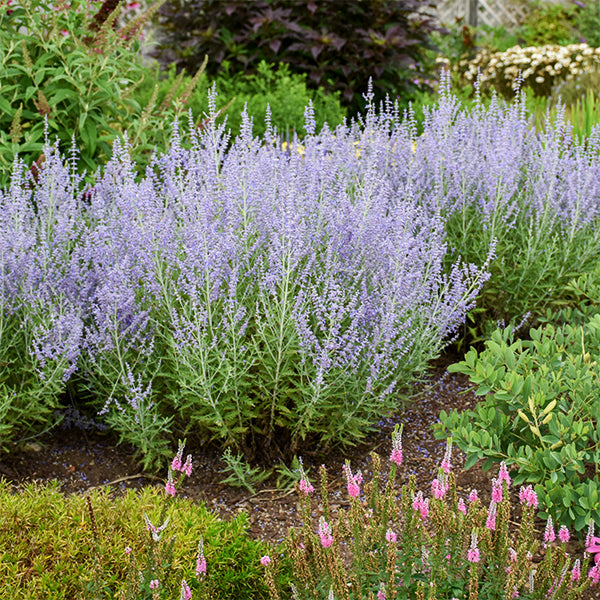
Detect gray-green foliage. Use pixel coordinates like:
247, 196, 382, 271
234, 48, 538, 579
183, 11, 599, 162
0, 304, 67, 449
435, 315, 600, 532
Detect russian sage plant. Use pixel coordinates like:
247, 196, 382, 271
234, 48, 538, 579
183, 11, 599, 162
0, 148, 84, 448
9, 79, 600, 465
405, 73, 600, 338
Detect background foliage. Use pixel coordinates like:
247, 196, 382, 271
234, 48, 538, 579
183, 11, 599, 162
149, 0, 443, 115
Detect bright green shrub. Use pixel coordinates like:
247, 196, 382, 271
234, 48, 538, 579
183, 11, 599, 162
575, 0, 600, 47
0, 0, 212, 185
0, 0, 152, 180
134, 60, 347, 140
435, 316, 600, 532
516, 1, 579, 47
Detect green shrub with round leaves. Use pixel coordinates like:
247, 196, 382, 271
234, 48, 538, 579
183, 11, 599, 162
435, 315, 600, 533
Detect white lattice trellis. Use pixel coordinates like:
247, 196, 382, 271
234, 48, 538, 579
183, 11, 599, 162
434, 0, 567, 28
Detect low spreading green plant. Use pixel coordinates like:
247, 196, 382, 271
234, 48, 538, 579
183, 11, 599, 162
261, 432, 594, 599
435, 315, 600, 532
0, 442, 281, 599
220, 447, 273, 495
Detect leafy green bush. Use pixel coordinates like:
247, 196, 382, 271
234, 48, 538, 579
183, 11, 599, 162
516, 1, 579, 47
0, 0, 213, 185
134, 60, 346, 140
435, 316, 600, 532
0, 0, 152, 179
150, 0, 442, 114
575, 0, 600, 47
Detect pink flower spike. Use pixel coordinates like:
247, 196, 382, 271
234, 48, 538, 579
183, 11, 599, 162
544, 516, 555, 545
558, 525, 570, 544
457, 498, 467, 515
165, 469, 176, 497
412, 491, 429, 519
389, 424, 403, 466
572, 559, 581, 582
180, 579, 192, 600
468, 489, 478, 503
491, 478, 503, 503
183, 454, 193, 477
297, 458, 314, 495
196, 538, 207, 579
498, 461, 511, 487
343, 461, 362, 498
586, 521, 596, 549
172, 440, 185, 472
385, 529, 397, 543
467, 532, 481, 563
589, 563, 600, 585
318, 517, 334, 548
486, 501, 497, 531
518, 485, 538, 509
260, 555, 271, 566
299, 477, 314, 495
149, 579, 160, 590
431, 474, 448, 499
440, 438, 452, 474
377, 583, 386, 600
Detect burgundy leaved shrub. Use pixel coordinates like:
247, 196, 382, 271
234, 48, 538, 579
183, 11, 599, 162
150, 0, 443, 113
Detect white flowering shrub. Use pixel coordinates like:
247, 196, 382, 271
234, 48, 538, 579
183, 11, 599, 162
450, 43, 600, 99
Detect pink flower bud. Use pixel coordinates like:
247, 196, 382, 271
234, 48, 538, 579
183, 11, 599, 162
260, 555, 271, 566
558, 525, 570, 544
544, 516, 555, 544
389, 424, 403, 466
498, 461, 511, 487
467, 532, 480, 563
165, 470, 176, 497
318, 517, 334, 548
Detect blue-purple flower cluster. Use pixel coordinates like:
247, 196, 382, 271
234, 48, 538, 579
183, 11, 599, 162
3, 84, 600, 462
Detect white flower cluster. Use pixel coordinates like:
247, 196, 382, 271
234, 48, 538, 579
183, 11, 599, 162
440, 43, 600, 98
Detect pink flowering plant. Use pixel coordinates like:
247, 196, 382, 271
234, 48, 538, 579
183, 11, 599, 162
117, 440, 208, 599
267, 432, 593, 600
